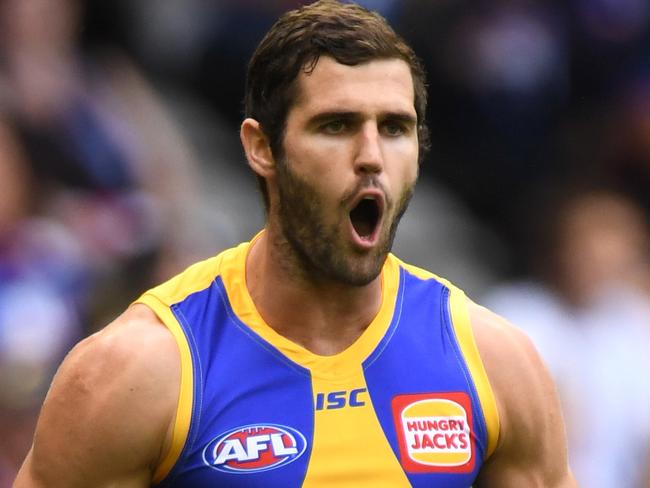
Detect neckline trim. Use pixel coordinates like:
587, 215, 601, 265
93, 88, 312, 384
220, 232, 401, 379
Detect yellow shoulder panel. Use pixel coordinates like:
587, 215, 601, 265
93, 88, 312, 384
447, 286, 500, 459
144, 250, 229, 306
138, 292, 195, 485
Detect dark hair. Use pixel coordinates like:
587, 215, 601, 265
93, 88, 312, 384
244, 0, 429, 210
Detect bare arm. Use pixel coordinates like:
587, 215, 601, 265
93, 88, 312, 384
13, 305, 179, 488
470, 302, 577, 487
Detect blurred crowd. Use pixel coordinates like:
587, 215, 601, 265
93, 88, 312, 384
0, 0, 648, 486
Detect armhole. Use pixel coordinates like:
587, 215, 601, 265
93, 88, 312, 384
448, 286, 501, 459
137, 293, 195, 485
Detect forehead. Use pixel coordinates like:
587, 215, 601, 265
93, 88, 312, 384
290, 57, 416, 118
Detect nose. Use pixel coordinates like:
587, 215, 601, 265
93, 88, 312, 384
353, 122, 383, 175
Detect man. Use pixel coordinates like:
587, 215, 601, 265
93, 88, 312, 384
15, 1, 576, 486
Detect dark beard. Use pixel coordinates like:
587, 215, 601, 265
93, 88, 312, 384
275, 161, 414, 287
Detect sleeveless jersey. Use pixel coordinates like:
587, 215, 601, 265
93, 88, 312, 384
136, 236, 499, 487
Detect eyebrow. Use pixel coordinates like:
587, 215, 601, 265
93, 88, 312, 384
307, 111, 359, 128
383, 112, 418, 126
307, 110, 417, 128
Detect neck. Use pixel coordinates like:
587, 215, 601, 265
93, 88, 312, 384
246, 229, 383, 356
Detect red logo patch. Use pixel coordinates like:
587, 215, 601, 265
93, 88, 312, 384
392, 392, 475, 473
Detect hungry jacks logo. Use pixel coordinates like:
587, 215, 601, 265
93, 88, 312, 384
392, 392, 475, 473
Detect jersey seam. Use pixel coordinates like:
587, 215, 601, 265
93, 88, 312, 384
166, 301, 205, 484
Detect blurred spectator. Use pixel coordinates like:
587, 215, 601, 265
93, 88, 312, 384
483, 189, 650, 488
0, 115, 84, 484
0, 0, 216, 328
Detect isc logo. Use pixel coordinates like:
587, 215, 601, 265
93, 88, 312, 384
203, 424, 307, 473
315, 388, 367, 410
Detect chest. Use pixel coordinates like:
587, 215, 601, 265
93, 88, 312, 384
159, 275, 488, 487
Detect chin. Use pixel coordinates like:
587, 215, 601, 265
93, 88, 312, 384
334, 252, 388, 287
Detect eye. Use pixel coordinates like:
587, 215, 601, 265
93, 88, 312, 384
382, 121, 406, 137
321, 120, 347, 135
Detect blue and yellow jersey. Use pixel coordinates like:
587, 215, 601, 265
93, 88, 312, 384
136, 235, 499, 487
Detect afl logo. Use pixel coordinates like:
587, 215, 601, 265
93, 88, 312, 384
202, 424, 307, 474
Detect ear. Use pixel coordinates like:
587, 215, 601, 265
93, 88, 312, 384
240, 118, 276, 178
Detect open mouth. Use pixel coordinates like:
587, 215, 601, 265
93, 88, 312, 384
349, 196, 382, 240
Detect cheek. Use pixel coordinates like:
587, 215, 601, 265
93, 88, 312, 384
386, 134, 418, 165
404, 156, 419, 183
387, 145, 419, 186
285, 135, 325, 169
284, 141, 347, 191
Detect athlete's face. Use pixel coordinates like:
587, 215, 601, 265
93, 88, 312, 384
274, 57, 419, 286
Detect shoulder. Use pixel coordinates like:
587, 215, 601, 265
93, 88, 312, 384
58, 304, 180, 421
468, 301, 576, 486
56, 303, 180, 450
21, 304, 180, 486
468, 300, 544, 389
